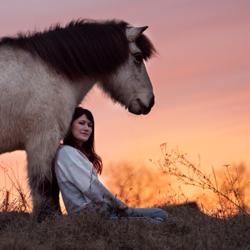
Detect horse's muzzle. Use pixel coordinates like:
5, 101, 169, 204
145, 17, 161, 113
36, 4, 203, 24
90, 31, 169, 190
128, 95, 155, 115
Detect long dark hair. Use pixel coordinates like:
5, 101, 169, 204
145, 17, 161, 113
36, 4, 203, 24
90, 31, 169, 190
63, 107, 103, 174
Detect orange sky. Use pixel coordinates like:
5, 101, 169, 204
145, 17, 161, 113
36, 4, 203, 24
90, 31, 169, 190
0, 0, 250, 190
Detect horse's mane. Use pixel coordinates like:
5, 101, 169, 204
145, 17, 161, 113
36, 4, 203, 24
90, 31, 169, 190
0, 19, 156, 80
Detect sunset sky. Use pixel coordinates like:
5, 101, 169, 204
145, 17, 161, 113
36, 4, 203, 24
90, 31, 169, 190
0, 0, 250, 188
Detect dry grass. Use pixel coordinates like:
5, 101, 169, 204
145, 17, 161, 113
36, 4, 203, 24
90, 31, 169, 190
0, 203, 249, 249
0, 164, 31, 213
0, 145, 250, 249
155, 143, 250, 217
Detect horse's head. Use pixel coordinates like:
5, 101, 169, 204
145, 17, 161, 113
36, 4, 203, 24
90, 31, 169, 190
3, 20, 155, 116
99, 26, 155, 115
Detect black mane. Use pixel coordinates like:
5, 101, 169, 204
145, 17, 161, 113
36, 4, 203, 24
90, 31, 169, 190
0, 19, 156, 81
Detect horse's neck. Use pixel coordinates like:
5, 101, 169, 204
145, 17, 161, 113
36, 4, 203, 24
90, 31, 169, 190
71, 78, 96, 104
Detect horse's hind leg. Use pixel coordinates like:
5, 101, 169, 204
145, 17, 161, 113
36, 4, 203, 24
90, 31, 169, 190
26, 130, 61, 222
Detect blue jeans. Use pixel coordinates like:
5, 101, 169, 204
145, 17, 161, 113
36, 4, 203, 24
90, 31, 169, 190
110, 207, 168, 224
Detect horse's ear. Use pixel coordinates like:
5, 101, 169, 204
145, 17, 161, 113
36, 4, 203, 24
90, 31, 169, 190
126, 26, 148, 42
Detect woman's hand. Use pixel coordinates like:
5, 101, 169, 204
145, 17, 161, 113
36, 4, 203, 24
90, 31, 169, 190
118, 203, 128, 210
116, 203, 129, 216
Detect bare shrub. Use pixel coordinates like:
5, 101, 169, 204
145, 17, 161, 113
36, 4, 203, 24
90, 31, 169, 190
156, 143, 250, 217
0, 164, 31, 212
104, 162, 174, 207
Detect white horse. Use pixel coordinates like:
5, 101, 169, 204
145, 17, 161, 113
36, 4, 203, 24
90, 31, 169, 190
0, 19, 155, 221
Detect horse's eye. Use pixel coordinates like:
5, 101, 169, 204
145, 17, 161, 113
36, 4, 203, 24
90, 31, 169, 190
133, 53, 143, 65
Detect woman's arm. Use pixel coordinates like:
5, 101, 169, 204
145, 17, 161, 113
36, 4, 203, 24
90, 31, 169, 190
87, 175, 127, 209
56, 146, 127, 209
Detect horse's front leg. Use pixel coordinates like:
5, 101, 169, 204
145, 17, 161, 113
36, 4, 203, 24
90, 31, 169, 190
26, 131, 61, 222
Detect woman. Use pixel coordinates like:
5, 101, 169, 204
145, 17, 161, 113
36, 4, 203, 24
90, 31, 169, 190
55, 107, 168, 223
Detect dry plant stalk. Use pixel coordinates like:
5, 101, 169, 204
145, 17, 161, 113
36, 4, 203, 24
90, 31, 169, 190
0, 164, 31, 212
105, 163, 173, 207
157, 143, 250, 217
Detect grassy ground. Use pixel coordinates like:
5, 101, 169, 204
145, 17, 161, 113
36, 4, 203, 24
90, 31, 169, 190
0, 202, 249, 250
0, 146, 249, 249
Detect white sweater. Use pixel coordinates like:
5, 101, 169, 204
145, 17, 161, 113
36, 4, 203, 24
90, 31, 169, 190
55, 145, 124, 214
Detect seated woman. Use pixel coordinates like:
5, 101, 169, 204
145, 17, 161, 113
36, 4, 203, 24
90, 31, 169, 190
55, 107, 168, 223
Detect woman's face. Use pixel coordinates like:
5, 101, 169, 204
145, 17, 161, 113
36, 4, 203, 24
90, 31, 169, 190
71, 114, 93, 145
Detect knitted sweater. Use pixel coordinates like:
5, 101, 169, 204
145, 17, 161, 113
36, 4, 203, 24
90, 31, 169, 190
55, 145, 124, 214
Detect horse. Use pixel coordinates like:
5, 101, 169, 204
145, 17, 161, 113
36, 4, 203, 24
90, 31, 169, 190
0, 19, 156, 221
